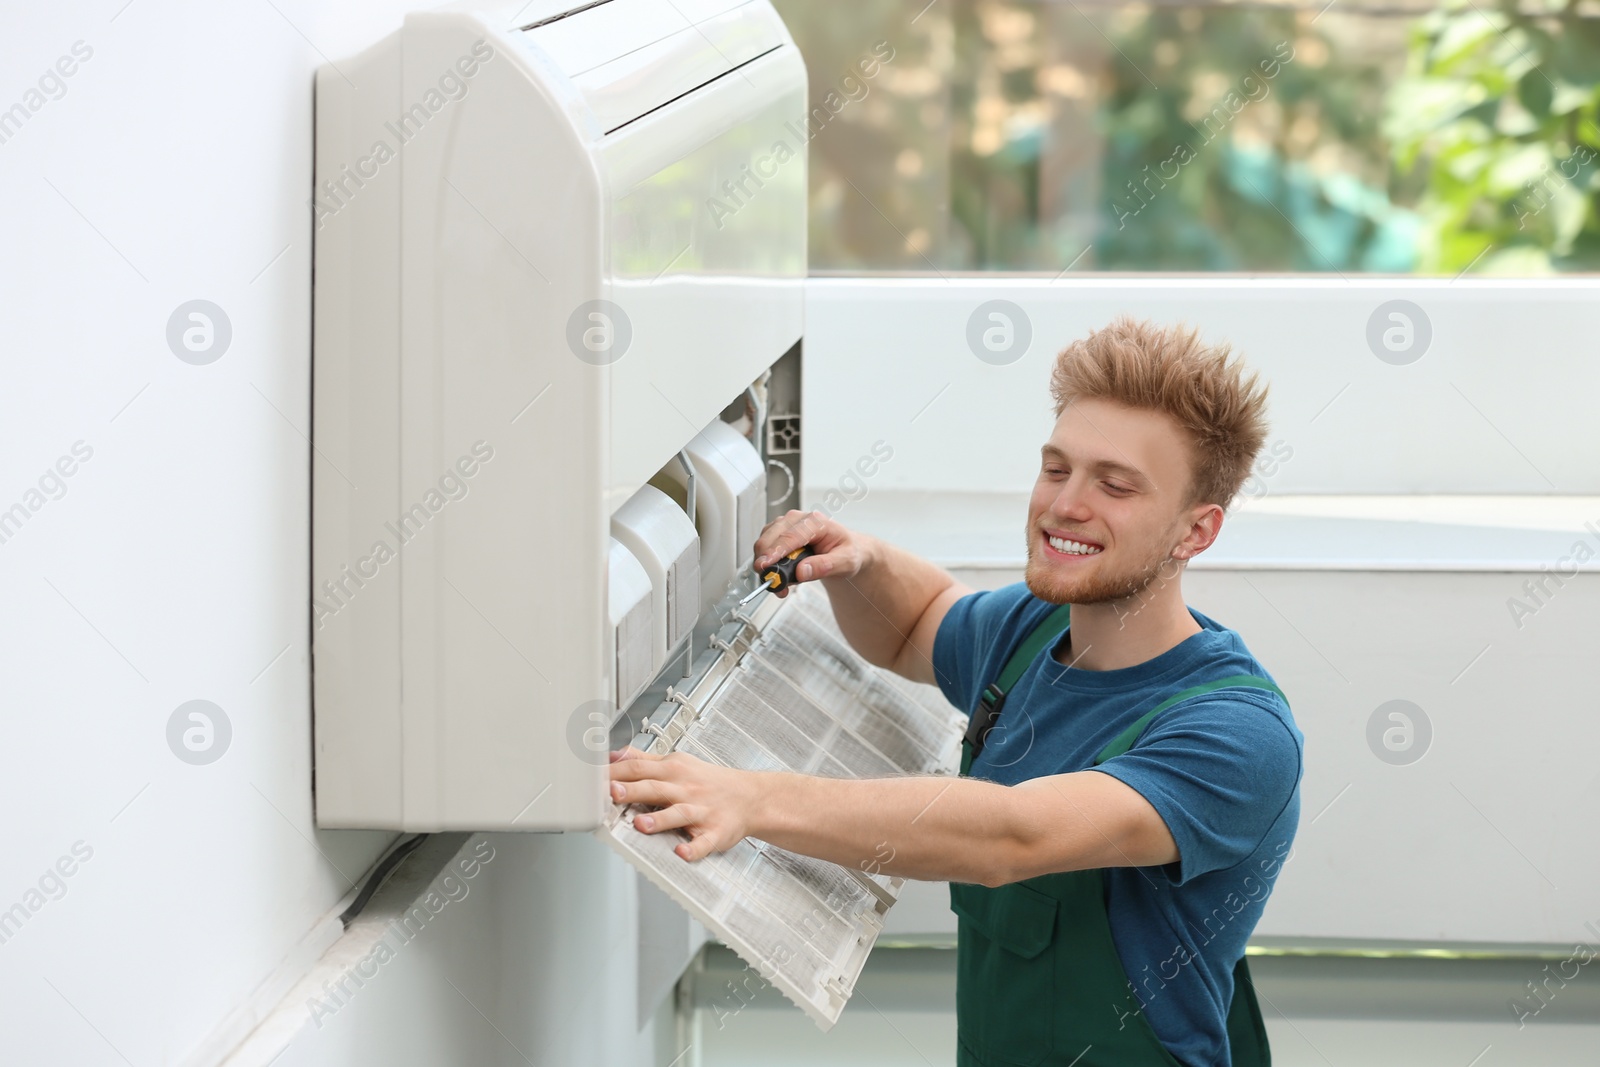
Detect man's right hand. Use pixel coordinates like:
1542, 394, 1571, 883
748, 508, 971, 686
751, 509, 869, 597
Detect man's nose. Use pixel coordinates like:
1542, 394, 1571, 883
1050, 475, 1093, 519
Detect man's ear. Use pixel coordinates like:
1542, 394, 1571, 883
1179, 502, 1224, 558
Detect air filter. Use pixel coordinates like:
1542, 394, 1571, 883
597, 582, 964, 1029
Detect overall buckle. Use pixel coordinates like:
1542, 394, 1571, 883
964, 684, 1005, 752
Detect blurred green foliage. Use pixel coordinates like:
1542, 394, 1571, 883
1077, 5, 1418, 271
1385, 0, 1600, 273
775, 0, 1600, 274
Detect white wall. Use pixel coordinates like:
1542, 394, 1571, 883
799, 277, 1600, 498
0, 5, 662, 1065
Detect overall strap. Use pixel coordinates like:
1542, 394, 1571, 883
1092, 674, 1288, 766
962, 602, 1072, 759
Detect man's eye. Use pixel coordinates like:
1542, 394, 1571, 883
1104, 483, 1131, 494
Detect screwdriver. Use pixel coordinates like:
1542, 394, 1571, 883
737, 544, 817, 606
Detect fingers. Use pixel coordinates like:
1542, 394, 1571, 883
678, 827, 717, 862
609, 751, 700, 799
624, 806, 700, 863
610, 776, 676, 805
752, 509, 833, 571
609, 750, 675, 777
630, 802, 699, 834
624, 803, 718, 862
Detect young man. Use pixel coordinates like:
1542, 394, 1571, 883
608, 315, 1305, 1067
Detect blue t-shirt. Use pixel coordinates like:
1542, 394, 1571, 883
933, 582, 1304, 1067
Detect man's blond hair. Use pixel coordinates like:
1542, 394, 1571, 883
1048, 314, 1271, 511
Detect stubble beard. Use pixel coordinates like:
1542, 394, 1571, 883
1022, 519, 1177, 609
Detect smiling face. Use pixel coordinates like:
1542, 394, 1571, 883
1023, 397, 1211, 606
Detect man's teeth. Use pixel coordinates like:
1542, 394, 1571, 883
1048, 534, 1101, 555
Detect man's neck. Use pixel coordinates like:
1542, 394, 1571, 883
1052, 595, 1203, 672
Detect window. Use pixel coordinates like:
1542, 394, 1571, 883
773, 0, 1600, 274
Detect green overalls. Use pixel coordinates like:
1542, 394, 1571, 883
949, 603, 1279, 1067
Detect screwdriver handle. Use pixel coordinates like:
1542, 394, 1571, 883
758, 544, 816, 594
